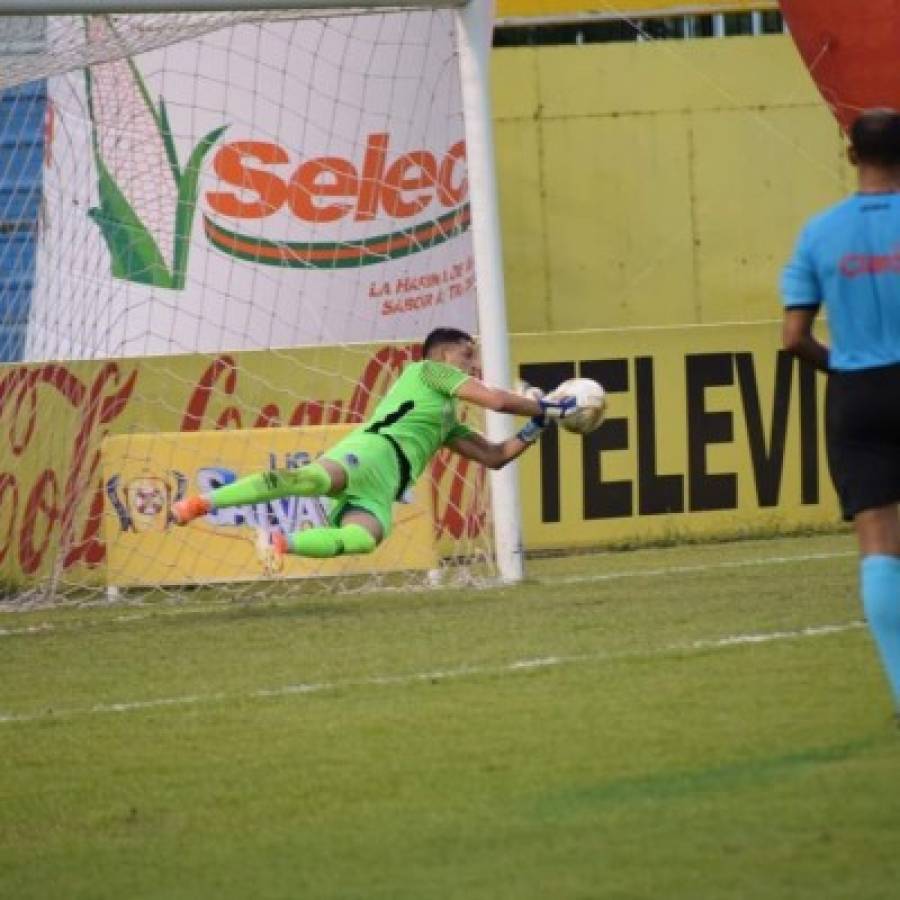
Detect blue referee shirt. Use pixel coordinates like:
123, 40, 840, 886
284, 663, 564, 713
781, 193, 900, 371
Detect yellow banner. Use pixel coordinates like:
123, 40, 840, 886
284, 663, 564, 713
514, 323, 840, 550
0, 324, 841, 589
102, 426, 437, 587
0, 344, 486, 589
497, 1, 776, 19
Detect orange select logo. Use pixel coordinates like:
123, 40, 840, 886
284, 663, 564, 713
203, 133, 471, 269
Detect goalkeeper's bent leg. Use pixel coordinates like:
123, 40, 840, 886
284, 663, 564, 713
210, 464, 332, 508
172, 463, 333, 525
279, 523, 377, 558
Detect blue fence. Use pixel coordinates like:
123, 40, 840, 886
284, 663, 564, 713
0, 80, 45, 362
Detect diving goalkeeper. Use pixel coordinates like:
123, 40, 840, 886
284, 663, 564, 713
171, 327, 577, 558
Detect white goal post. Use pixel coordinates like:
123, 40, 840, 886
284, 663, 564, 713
0, 0, 523, 596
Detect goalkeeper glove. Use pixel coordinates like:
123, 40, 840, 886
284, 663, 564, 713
516, 415, 548, 444
539, 395, 577, 420
515, 382, 551, 443
517, 380, 545, 403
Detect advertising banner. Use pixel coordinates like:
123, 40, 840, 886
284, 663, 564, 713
0, 323, 841, 590
513, 323, 840, 549
31, 12, 476, 360
102, 425, 437, 587
0, 341, 488, 589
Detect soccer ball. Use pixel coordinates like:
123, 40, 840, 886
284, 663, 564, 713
549, 377, 607, 435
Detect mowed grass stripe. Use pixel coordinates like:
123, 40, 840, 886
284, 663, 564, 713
541, 550, 856, 585
1, 533, 897, 900
0, 533, 863, 719
0, 541, 857, 637
0, 620, 864, 725
533, 737, 887, 814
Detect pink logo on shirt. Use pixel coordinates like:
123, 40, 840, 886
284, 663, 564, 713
839, 248, 900, 277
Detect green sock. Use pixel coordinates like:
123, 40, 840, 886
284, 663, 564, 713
287, 524, 377, 558
209, 463, 332, 508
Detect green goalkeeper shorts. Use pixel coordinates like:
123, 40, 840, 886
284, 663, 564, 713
322, 431, 403, 537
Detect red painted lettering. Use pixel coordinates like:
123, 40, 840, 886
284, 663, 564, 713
382, 151, 437, 219
437, 140, 467, 207
357, 132, 389, 221
288, 157, 358, 223
206, 133, 467, 225
181, 356, 239, 431
207, 141, 289, 219
19, 469, 59, 575
0, 473, 18, 565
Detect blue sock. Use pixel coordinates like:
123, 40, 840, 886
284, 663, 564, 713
860, 554, 900, 711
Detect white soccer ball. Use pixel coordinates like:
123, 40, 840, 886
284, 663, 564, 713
549, 377, 607, 435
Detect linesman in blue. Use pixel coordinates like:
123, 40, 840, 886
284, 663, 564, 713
781, 108, 900, 719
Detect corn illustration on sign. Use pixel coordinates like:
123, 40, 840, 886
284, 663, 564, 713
32, 13, 478, 360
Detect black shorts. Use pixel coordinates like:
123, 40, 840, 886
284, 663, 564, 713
826, 363, 900, 520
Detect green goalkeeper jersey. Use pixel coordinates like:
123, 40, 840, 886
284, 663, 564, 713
359, 359, 475, 483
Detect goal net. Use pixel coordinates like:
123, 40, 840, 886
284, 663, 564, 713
0, 2, 517, 604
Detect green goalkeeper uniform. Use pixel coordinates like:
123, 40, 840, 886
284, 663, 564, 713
322, 360, 475, 535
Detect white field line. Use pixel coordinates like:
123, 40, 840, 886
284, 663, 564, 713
0, 550, 857, 639
0, 620, 865, 726
539, 551, 856, 586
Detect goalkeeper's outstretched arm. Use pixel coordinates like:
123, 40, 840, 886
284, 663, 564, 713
447, 421, 546, 471
456, 377, 575, 420
449, 377, 579, 468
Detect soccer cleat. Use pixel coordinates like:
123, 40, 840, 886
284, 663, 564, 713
170, 495, 211, 526
270, 530, 290, 558
254, 528, 287, 575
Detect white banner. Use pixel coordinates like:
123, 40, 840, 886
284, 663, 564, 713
31, 12, 477, 359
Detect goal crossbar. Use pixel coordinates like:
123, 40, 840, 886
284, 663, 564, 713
1, 0, 465, 13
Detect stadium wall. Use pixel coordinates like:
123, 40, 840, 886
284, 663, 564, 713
497, 1, 777, 15
0, 326, 838, 588
511, 323, 838, 551
0, 31, 850, 589
492, 33, 852, 332
493, 32, 847, 548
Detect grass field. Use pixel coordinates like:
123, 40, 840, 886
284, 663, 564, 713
1, 531, 898, 900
